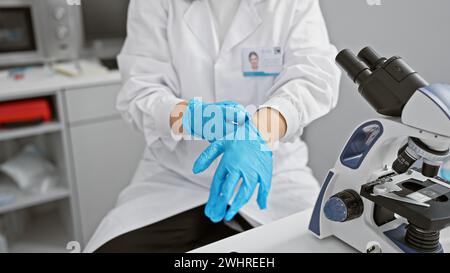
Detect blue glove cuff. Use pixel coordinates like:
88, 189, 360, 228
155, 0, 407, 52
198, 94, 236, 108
182, 99, 248, 141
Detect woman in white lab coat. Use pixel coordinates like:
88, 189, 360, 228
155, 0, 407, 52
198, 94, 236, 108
85, 0, 341, 252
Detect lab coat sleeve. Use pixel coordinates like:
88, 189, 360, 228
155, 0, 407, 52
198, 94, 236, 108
262, 0, 341, 142
116, 0, 184, 149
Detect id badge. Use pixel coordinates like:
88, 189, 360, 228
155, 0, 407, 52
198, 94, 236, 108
242, 47, 283, 77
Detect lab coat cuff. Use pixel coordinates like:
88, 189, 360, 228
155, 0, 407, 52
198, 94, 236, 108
259, 97, 302, 142
153, 94, 185, 139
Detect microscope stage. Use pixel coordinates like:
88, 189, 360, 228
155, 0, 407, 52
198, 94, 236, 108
361, 170, 450, 231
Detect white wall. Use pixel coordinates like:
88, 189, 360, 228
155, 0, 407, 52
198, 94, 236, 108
304, 0, 450, 182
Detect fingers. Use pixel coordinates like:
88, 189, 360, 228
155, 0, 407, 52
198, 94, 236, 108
193, 141, 225, 174
257, 175, 271, 210
235, 109, 247, 126
181, 104, 194, 136
225, 175, 257, 222
223, 105, 247, 126
205, 166, 228, 223
221, 172, 241, 204
208, 172, 241, 223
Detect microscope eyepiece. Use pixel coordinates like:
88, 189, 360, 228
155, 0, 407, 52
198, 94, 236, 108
335, 49, 372, 85
358, 47, 387, 70
335, 46, 429, 117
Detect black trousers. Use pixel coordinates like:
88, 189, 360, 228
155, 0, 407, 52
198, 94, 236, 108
95, 205, 253, 253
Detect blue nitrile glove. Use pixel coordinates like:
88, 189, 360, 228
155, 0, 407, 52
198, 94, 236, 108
182, 99, 247, 142
441, 159, 450, 181
193, 113, 273, 223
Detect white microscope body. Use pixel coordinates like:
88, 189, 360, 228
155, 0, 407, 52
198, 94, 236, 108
309, 47, 450, 253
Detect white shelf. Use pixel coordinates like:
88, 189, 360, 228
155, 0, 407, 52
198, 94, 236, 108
0, 122, 62, 142
8, 211, 70, 253
0, 187, 70, 215
0, 70, 121, 101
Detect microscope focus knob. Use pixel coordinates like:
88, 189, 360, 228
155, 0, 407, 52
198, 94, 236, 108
324, 190, 364, 222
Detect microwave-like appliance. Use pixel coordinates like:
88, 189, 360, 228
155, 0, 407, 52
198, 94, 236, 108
0, 0, 82, 67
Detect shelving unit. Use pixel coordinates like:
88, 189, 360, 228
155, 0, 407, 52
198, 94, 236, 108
0, 94, 74, 253
0, 187, 70, 215
8, 208, 70, 253
0, 71, 143, 253
0, 122, 62, 142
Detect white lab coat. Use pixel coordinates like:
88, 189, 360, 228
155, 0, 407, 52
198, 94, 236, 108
84, 0, 341, 252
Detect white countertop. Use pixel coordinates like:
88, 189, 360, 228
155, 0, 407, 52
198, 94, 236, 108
193, 208, 450, 253
0, 67, 121, 100
192, 209, 356, 253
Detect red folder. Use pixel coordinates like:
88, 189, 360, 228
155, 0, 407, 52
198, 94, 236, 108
0, 98, 53, 128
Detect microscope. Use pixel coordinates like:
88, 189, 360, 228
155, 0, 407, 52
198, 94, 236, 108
309, 47, 450, 253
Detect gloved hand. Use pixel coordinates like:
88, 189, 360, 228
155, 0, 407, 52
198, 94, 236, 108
441, 159, 450, 181
182, 99, 247, 142
193, 114, 273, 223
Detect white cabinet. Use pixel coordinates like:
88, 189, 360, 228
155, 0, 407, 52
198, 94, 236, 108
65, 85, 145, 245
65, 84, 121, 124
69, 119, 144, 244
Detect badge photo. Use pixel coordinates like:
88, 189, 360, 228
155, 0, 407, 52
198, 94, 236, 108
242, 47, 284, 77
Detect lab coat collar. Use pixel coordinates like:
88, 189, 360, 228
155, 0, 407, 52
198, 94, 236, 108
184, 0, 220, 60
220, 0, 264, 55
184, 0, 265, 60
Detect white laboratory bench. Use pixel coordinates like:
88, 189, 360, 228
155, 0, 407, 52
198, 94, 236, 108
0, 69, 146, 252
192, 209, 355, 253
193, 208, 450, 253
